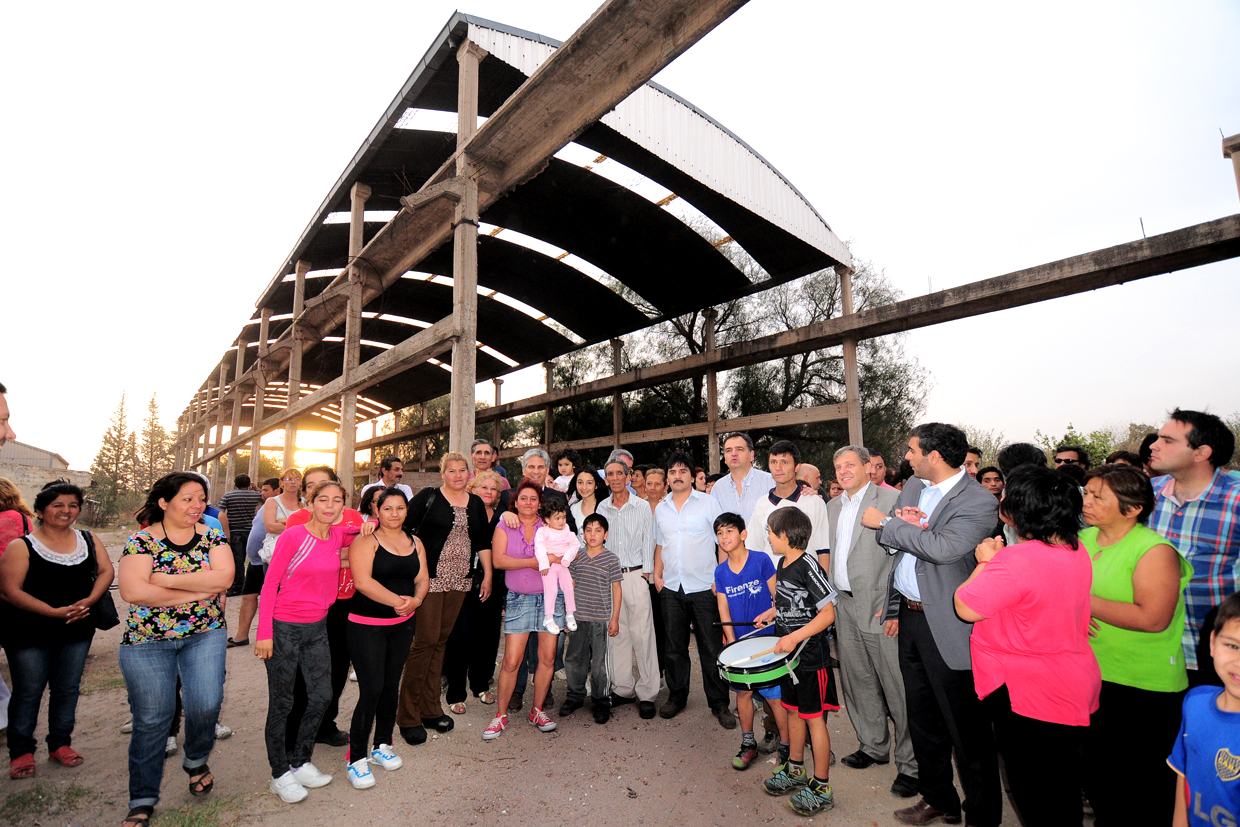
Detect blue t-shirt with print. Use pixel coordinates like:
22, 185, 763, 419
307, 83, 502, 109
1168, 685, 1240, 826
714, 550, 776, 638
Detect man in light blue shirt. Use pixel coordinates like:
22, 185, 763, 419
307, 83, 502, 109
711, 432, 774, 521
653, 451, 731, 727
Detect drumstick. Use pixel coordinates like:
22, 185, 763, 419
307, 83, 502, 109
712, 621, 757, 626
727, 646, 778, 667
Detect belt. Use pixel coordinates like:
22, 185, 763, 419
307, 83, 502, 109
837, 589, 853, 598
621, 565, 645, 574
903, 597, 925, 612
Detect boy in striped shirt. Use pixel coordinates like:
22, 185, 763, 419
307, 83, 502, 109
563, 514, 623, 724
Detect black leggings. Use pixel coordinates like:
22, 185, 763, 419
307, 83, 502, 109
346, 617, 416, 764
286, 598, 350, 749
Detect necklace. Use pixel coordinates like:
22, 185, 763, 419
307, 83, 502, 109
160, 520, 195, 546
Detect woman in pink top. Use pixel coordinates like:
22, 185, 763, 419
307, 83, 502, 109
256, 480, 358, 805
954, 465, 1100, 827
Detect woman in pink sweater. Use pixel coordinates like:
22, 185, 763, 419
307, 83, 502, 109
256, 480, 359, 804
534, 498, 578, 635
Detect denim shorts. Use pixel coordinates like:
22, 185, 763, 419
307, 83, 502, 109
504, 591, 565, 635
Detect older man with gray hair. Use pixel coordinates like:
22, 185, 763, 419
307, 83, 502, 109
501, 447, 576, 534
826, 444, 918, 798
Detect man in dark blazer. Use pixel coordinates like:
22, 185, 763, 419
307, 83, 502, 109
862, 423, 1001, 827
826, 445, 918, 799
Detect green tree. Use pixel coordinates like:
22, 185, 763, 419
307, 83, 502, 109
958, 426, 1007, 467
88, 394, 140, 525
135, 394, 173, 493
1035, 424, 1123, 468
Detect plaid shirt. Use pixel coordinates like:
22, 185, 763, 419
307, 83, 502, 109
1148, 469, 1240, 669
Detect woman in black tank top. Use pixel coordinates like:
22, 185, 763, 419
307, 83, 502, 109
342, 488, 429, 790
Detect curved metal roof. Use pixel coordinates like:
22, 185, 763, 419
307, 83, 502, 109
211, 12, 851, 420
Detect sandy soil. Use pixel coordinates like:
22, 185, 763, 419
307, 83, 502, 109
0, 530, 1021, 827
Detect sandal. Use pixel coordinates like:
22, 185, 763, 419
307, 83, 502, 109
450, 702, 467, 715
123, 805, 154, 827
184, 762, 214, 797
48, 745, 84, 767
476, 690, 497, 705
9, 753, 35, 779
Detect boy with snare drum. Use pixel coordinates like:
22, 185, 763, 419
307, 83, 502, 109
714, 513, 789, 770
752, 507, 839, 817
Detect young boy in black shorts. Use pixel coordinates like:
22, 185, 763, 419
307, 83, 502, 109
753, 507, 838, 817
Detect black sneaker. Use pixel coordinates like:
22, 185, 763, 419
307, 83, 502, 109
508, 694, 524, 712
610, 692, 636, 707
315, 727, 349, 747
891, 773, 919, 798
593, 704, 611, 725
559, 700, 583, 717
638, 701, 657, 719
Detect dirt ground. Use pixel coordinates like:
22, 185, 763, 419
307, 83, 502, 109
0, 530, 1022, 827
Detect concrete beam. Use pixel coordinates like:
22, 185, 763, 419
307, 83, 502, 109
1225, 133, 1240, 204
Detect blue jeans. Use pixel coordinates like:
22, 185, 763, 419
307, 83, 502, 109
4, 639, 92, 759
119, 628, 226, 809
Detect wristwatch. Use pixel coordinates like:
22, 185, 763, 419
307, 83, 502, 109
879, 516, 891, 529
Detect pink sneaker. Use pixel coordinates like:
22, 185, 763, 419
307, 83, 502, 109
528, 707, 557, 732
482, 715, 508, 741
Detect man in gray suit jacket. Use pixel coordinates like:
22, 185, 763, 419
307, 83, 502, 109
861, 423, 1001, 827
826, 445, 917, 799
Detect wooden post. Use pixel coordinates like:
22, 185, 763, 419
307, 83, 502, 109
492, 378, 503, 451
447, 40, 484, 456
284, 261, 309, 470
838, 265, 864, 446
338, 182, 371, 492
226, 337, 247, 488
611, 339, 623, 449
704, 308, 720, 474
1225, 134, 1240, 204
175, 415, 186, 470
249, 308, 271, 481
544, 362, 554, 448
213, 363, 229, 501
419, 404, 429, 471
188, 391, 200, 467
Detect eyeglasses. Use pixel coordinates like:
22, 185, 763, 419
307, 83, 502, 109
281, 476, 299, 482
1053, 458, 1080, 465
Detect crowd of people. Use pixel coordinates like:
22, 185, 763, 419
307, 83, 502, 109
1, 378, 1238, 826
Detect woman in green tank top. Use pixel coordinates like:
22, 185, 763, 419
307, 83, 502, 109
1079, 464, 1191, 827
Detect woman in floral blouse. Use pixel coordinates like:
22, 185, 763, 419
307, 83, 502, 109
117, 472, 234, 827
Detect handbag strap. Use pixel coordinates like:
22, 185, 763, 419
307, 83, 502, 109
82, 530, 100, 582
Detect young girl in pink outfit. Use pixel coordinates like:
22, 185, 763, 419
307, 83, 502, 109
534, 499, 578, 635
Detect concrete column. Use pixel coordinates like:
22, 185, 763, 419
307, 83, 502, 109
704, 308, 720, 474
249, 308, 272, 482
492, 378, 503, 452
188, 391, 201, 467
447, 39, 484, 455
338, 182, 371, 490
1225, 133, 1240, 204
611, 339, 623, 449
284, 261, 309, 470
838, 265, 864, 446
175, 415, 187, 471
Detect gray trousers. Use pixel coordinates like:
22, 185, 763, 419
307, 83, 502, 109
565, 619, 610, 704
264, 619, 332, 777
836, 590, 917, 776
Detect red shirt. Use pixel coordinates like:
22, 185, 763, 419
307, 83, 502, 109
956, 540, 1100, 726
285, 507, 364, 530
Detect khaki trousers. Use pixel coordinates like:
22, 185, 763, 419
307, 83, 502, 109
608, 570, 660, 702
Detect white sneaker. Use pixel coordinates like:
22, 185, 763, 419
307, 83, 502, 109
215, 722, 233, 739
370, 744, 402, 771
543, 616, 561, 635
121, 717, 133, 734
348, 669, 358, 682
347, 758, 375, 789
290, 762, 333, 788
565, 612, 578, 632
165, 736, 178, 756
270, 770, 309, 803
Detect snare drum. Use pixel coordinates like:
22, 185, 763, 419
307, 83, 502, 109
717, 636, 799, 690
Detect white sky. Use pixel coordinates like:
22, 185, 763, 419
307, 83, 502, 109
3, 1, 1238, 468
